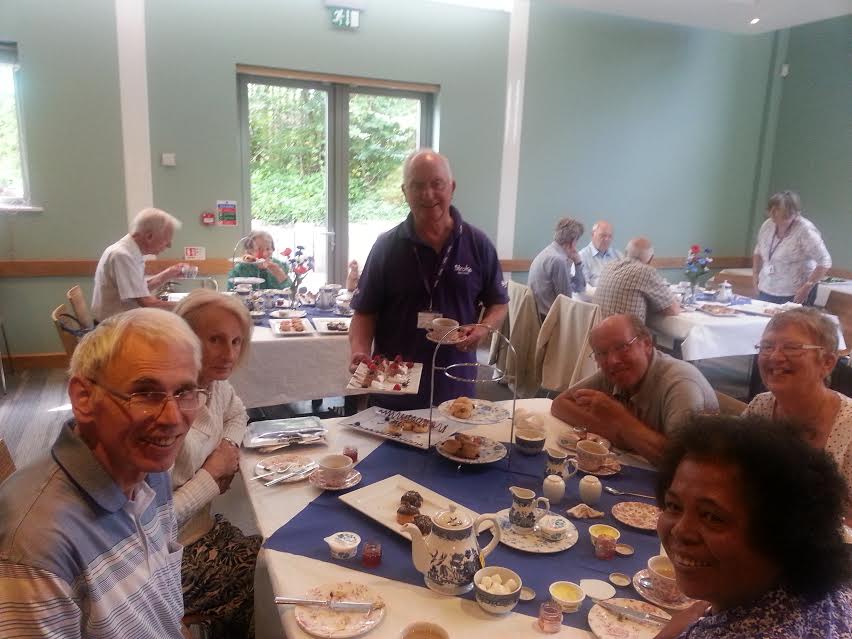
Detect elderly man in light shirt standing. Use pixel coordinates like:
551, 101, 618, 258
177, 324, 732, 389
92, 207, 189, 321
577, 220, 622, 287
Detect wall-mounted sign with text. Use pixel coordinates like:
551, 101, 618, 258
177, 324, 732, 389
184, 246, 206, 261
329, 7, 360, 30
217, 200, 237, 226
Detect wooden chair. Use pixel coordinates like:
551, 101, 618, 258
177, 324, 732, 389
66, 285, 94, 329
0, 439, 15, 484
715, 390, 747, 416
52, 304, 83, 358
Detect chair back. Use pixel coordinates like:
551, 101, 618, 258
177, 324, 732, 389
52, 304, 82, 358
536, 294, 600, 392
0, 438, 15, 485
489, 280, 542, 398
67, 285, 94, 329
714, 390, 747, 416
824, 290, 852, 356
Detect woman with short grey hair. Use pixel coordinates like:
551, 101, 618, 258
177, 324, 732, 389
745, 307, 851, 512
752, 190, 831, 304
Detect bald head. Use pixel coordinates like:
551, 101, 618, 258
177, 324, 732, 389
402, 149, 454, 186
625, 237, 654, 263
591, 220, 614, 252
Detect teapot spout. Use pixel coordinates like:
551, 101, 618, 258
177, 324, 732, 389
402, 523, 429, 574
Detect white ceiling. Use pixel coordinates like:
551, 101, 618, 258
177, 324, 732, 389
548, 0, 852, 34
428, 0, 852, 34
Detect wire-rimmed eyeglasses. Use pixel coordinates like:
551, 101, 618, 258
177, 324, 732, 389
89, 379, 208, 419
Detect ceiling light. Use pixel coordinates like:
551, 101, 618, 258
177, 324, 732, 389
750, 17, 760, 25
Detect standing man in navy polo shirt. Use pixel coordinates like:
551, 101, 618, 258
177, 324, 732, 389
349, 149, 509, 409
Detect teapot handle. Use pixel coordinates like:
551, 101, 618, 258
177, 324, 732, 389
475, 514, 502, 560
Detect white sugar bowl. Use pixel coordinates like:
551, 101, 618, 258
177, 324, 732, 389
539, 514, 570, 541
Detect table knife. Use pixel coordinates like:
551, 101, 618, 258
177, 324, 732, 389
594, 600, 670, 625
265, 463, 318, 486
274, 596, 383, 612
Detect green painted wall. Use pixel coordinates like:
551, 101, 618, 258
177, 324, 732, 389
515, 2, 776, 262
766, 15, 852, 269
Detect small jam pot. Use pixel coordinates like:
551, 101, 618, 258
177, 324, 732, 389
538, 514, 570, 541
323, 532, 361, 560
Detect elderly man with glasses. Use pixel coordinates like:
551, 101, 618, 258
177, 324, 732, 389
551, 314, 717, 466
0, 308, 204, 638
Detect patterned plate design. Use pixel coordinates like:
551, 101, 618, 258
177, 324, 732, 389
426, 330, 464, 344
294, 582, 385, 639
435, 435, 507, 465
495, 508, 578, 553
632, 569, 696, 611
309, 469, 363, 491
611, 501, 661, 531
588, 597, 671, 639
578, 461, 621, 477
437, 398, 511, 425
253, 454, 314, 484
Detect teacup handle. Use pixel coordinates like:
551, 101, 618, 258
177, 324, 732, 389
534, 497, 550, 517
475, 514, 501, 560
563, 458, 579, 479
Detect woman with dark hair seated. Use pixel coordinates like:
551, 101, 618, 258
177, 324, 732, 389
654, 414, 851, 639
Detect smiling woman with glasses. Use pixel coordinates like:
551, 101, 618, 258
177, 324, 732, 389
744, 307, 851, 516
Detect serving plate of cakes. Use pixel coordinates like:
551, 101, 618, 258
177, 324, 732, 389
438, 396, 511, 425
346, 356, 423, 394
338, 474, 483, 540
340, 407, 463, 450
270, 317, 316, 336
436, 432, 507, 465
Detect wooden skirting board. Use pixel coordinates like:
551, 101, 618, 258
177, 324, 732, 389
3, 353, 69, 370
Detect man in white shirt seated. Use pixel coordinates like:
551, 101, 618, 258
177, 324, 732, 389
577, 219, 622, 287
0, 308, 205, 638
551, 314, 717, 466
92, 207, 189, 321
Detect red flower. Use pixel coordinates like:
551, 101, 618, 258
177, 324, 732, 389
295, 265, 308, 275
281, 248, 292, 257
690, 244, 701, 254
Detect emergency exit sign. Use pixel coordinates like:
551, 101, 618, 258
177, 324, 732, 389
329, 7, 360, 30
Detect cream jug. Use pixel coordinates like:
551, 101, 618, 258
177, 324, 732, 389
403, 505, 501, 595
509, 486, 550, 535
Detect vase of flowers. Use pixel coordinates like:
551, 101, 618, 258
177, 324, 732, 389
281, 246, 314, 307
684, 244, 713, 303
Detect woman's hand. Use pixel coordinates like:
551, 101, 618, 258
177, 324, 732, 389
201, 439, 240, 494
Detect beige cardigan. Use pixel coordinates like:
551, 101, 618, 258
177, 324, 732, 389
489, 280, 542, 398
171, 380, 248, 546
535, 294, 600, 392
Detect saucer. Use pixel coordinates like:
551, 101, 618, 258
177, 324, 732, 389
632, 569, 695, 611
577, 461, 621, 477
309, 469, 362, 491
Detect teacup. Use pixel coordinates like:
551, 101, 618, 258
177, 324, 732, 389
180, 264, 199, 278
399, 622, 450, 639
515, 429, 546, 455
318, 454, 354, 487
648, 555, 681, 602
545, 448, 579, 479
576, 440, 617, 471
430, 317, 460, 340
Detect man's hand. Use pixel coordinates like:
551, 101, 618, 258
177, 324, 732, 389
456, 325, 489, 353
349, 352, 371, 374
793, 282, 813, 304
166, 262, 189, 279
555, 389, 633, 444
201, 439, 240, 494
566, 247, 581, 264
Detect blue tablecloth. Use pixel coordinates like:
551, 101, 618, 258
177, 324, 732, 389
265, 440, 661, 630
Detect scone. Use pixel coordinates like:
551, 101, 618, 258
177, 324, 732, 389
396, 503, 419, 525
450, 396, 475, 418
441, 437, 462, 454
459, 441, 481, 459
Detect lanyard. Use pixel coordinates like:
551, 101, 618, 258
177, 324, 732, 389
768, 219, 796, 262
412, 239, 455, 311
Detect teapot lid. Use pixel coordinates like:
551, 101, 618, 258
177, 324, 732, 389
432, 504, 471, 529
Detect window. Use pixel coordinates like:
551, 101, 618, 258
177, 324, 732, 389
0, 42, 29, 206
238, 69, 434, 285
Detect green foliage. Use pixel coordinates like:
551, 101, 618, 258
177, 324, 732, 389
0, 66, 23, 198
248, 84, 417, 225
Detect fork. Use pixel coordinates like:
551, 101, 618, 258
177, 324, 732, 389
604, 486, 655, 500
251, 463, 295, 481
265, 462, 318, 487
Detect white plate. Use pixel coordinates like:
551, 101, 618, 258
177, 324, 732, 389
270, 317, 316, 336
632, 570, 696, 611
338, 474, 482, 539
437, 398, 511, 425
346, 361, 423, 394
588, 597, 671, 639
425, 330, 464, 345
578, 462, 621, 477
734, 302, 785, 317
269, 309, 307, 319
294, 582, 385, 639
253, 454, 315, 483
313, 317, 352, 334
435, 435, 507, 465
495, 508, 578, 553
694, 303, 741, 317
340, 407, 459, 450
310, 469, 363, 491
229, 276, 265, 285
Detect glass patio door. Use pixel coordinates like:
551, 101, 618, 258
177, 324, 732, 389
240, 75, 432, 286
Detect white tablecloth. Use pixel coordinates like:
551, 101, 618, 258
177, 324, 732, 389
241, 398, 601, 639
231, 325, 362, 409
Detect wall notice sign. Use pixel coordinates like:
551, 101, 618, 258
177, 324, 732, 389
217, 200, 237, 226
330, 8, 360, 30
184, 246, 206, 261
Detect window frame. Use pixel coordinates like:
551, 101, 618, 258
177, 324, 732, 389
0, 42, 39, 213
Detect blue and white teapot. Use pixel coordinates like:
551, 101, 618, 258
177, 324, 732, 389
403, 504, 500, 596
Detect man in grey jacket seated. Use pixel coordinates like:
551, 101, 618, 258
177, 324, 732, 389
551, 313, 718, 466
0, 308, 204, 638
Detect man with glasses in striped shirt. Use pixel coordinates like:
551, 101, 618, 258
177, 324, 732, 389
551, 314, 717, 466
0, 308, 204, 638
